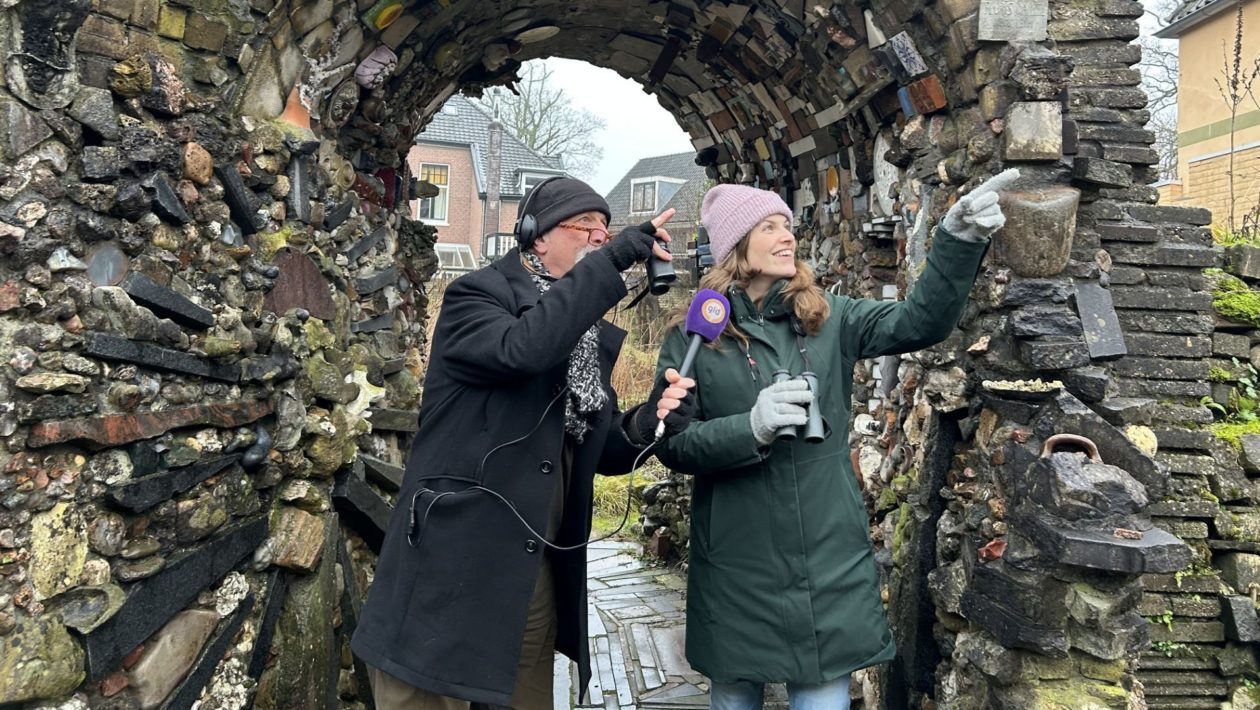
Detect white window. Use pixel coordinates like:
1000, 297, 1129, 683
521, 173, 552, 195
418, 163, 450, 223
631, 179, 657, 213
630, 176, 687, 214
434, 243, 476, 275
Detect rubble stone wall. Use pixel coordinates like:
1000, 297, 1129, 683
0, 0, 1242, 709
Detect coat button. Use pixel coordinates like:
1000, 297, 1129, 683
539, 460, 553, 474
524, 540, 539, 553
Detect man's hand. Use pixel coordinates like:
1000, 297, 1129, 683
628, 367, 695, 443
941, 168, 1021, 243
605, 208, 675, 271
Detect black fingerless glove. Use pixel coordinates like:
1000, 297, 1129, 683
626, 375, 696, 445
603, 221, 658, 272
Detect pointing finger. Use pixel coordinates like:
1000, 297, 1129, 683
965, 191, 1000, 214
969, 168, 1021, 198
651, 208, 677, 229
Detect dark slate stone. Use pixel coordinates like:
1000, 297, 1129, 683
241, 355, 298, 383
107, 454, 241, 512
112, 181, 149, 220
214, 164, 261, 235
1072, 157, 1133, 188
369, 408, 418, 433
248, 568, 289, 680
324, 198, 354, 230
333, 468, 391, 554
83, 516, 268, 679
1002, 279, 1071, 307
120, 272, 215, 330
1109, 286, 1213, 312
1020, 338, 1091, 370
337, 531, 374, 710
1223, 596, 1260, 642
342, 226, 388, 263
1061, 366, 1109, 403
960, 564, 1070, 657
1116, 311, 1215, 335
84, 332, 239, 382
360, 455, 403, 492
381, 358, 405, 376
351, 313, 394, 334
81, 146, 124, 181
127, 440, 163, 478
287, 152, 313, 224
1026, 517, 1191, 574
1095, 223, 1159, 243
1241, 435, 1260, 475
1069, 611, 1149, 661
165, 591, 255, 709
1010, 305, 1083, 338
1112, 356, 1210, 381
144, 172, 192, 226
1092, 397, 1155, 425
356, 266, 398, 296
1074, 282, 1127, 360
19, 394, 98, 423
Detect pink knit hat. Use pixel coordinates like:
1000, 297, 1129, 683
700, 184, 793, 264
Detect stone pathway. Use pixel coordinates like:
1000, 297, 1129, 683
553, 541, 711, 710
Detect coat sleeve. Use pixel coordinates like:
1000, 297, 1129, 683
437, 252, 629, 386
838, 228, 988, 360
651, 327, 769, 477
596, 409, 652, 476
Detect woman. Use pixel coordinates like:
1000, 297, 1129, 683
654, 171, 1018, 709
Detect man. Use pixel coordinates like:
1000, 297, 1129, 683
352, 177, 696, 708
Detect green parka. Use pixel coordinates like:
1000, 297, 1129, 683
654, 229, 987, 684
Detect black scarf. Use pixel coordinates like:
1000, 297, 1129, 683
522, 251, 608, 441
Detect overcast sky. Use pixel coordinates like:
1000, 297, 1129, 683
537, 58, 695, 196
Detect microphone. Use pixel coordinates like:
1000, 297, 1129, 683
654, 288, 730, 440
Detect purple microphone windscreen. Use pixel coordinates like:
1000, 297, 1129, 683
685, 289, 730, 343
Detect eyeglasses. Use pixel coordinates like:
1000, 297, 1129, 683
557, 222, 612, 245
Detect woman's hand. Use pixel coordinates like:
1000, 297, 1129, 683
941, 168, 1020, 242
628, 367, 695, 443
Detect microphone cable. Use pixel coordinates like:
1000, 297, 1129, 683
407, 385, 661, 552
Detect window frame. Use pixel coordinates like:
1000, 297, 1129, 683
417, 162, 451, 225
630, 178, 657, 214
629, 176, 687, 215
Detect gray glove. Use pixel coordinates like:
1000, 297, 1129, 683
749, 379, 814, 446
940, 168, 1021, 243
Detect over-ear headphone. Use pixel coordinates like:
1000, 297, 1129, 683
513, 175, 564, 247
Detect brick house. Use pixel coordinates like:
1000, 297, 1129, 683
1155, 0, 1260, 230
406, 94, 567, 272
604, 152, 710, 258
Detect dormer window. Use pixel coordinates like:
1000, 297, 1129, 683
631, 180, 656, 213
631, 177, 685, 214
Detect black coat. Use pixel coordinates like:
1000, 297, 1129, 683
351, 248, 644, 705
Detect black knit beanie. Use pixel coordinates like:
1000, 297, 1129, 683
517, 178, 611, 247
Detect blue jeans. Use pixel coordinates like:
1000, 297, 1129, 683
709, 676, 852, 710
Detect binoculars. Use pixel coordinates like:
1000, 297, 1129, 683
772, 369, 825, 443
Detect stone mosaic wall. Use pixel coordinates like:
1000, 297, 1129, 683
0, 0, 1247, 708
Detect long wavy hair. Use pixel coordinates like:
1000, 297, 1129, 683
671, 231, 830, 349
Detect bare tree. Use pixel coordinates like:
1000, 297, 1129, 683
1139, 0, 1181, 180
476, 62, 607, 180
1213, 0, 1260, 233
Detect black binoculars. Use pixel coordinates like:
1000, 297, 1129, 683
772, 369, 825, 443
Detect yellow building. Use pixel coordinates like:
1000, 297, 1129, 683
1156, 0, 1260, 231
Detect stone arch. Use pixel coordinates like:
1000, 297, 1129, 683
0, 0, 1240, 708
